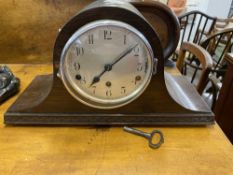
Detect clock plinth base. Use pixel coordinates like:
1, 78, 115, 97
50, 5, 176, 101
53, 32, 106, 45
4, 74, 214, 125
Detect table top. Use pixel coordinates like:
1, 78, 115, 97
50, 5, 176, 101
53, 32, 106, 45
0, 64, 233, 175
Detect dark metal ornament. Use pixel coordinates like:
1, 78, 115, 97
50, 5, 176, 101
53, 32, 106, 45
4, 0, 214, 125
0, 66, 20, 104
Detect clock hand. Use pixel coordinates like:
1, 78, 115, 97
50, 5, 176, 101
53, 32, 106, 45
90, 44, 138, 87
109, 43, 138, 67
90, 64, 112, 86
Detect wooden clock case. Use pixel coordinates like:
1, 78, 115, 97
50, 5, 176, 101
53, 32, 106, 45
4, 0, 214, 125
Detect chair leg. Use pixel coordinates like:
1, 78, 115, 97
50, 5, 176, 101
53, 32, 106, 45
183, 63, 187, 75
191, 68, 198, 83
211, 81, 218, 110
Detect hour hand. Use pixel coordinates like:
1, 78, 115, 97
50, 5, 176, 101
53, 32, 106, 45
89, 64, 112, 86
90, 76, 100, 87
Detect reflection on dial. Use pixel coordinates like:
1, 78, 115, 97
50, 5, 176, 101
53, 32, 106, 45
60, 20, 154, 109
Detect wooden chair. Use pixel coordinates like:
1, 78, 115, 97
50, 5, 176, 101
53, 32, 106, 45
184, 28, 233, 108
176, 42, 213, 94
171, 11, 216, 62
185, 28, 233, 80
201, 28, 233, 70
194, 17, 233, 47
178, 11, 217, 46
214, 17, 233, 32
209, 18, 233, 48
208, 74, 222, 109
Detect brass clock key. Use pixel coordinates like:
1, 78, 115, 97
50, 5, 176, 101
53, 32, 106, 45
123, 126, 164, 149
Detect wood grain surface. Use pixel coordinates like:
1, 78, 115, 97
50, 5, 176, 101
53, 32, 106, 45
0, 64, 233, 175
0, 0, 179, 63
0, 0, 93, 63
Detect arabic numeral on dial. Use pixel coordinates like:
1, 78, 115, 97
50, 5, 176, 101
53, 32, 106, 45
104, 30, 112, 40
124, 35, 127, 45
145, 61, 148, 73
88, 34, 94, 44
135, 75, 142, 85
133, 46, 140, 57
121, 87, 126, 94
76, 47, 84, 56
81, 76, 86, 85
92, 86, 96, 94
137, 63, 143, 71
106, 90, 112, 97
74, 62, 80, 71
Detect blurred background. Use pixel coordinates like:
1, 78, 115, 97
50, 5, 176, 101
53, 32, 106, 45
0, 0, 232, 64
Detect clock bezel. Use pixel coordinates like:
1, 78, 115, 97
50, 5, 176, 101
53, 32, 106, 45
59, 20, 155, 109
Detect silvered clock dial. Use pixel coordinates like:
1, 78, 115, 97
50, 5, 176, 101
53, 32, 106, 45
59, 20, 155, 109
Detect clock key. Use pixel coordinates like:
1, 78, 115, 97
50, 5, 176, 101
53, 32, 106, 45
123, 126, 164, 149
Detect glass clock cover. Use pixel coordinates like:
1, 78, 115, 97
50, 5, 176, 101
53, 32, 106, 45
60, 20, 154, 109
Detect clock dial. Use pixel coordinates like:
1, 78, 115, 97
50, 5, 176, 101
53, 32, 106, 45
60, 20, 154, 109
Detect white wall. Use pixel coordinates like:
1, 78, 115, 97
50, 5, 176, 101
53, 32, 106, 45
186, 0, 232, 18
198, 0, 210, 12
186, 0, 210, 12
207, 0, 232, 18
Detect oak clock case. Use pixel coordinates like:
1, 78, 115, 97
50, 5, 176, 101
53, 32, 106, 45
4, 0, 214, 125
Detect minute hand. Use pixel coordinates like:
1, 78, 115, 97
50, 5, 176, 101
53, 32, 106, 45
110, 44, 138, 67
